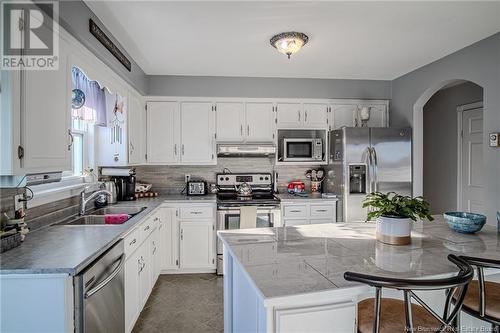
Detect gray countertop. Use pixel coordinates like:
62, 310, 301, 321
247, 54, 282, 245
276, 192, 339, 202
0, 194, 216, 275
218, 218, 499, 299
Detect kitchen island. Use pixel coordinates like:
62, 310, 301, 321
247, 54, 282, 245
218, 217, 499, 333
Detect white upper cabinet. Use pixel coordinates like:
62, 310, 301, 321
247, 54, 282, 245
216, 102, 245, 142
128, 92, 146, 164
276, 102, 303, 128
330, 104, 358, 129
303, 103, 329, 128
245, 102, 275, 142
180, 102, 216, 165
276, 102, 328, 129
146, 101, 180, 164
17, 39, 72, 173
358, 104, 388, 127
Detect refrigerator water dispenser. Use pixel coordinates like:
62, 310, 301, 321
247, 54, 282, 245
349, 164, 366, 194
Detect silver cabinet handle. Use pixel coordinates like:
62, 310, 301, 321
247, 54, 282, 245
182, 144, 185, 155
129, 238, 136, 246
67, 129, 74, 151
247, 125, 250, 136
129, 142, 134, 153
305, 111, 308, 122
315, 209, 328, 212
144, 225, 150, 231
174, 144, 177, 156
290, 210, 302, 213
85, 254, 125, 299
298, 110, 301, 122
154, 217, 159, 221
240, 125, 243, 136
180, 229, 183, 240
190, 211, 202, 215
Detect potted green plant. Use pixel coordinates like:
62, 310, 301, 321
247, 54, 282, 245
363, 192, 434, 245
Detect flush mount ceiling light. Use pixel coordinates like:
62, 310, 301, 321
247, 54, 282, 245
270, 32, 309, 59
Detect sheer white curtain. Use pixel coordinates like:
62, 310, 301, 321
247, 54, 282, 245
71, 67, 106, 126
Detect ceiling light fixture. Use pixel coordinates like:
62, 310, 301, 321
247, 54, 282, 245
270, 32, 309, 59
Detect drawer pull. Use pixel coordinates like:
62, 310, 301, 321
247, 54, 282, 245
129, 238, 136, 246
289, 210, 302, 213
190, 211, 202, 214
315, 209, 328, 212
144, 225, 150, 231
154, 217, 159, 221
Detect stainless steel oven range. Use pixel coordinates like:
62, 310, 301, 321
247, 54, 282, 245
216, 172, 280, 274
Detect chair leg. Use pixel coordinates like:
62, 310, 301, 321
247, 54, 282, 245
453, 312, 461, 333
492, 324, 499, 333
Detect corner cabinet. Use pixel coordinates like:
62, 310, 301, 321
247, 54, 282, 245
329, 102, 388, 130
146, 101, 216, 165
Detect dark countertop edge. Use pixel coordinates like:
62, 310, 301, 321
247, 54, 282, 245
0, 195, 217, 276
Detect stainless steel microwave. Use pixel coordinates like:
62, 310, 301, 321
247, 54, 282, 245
283, 138, 323, 162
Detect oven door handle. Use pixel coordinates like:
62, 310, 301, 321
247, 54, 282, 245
84, 254, 125, 299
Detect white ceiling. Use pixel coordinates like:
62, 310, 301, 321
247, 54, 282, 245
85, 1, 500, 80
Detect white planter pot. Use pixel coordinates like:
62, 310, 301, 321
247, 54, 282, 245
375, 216, 413, 245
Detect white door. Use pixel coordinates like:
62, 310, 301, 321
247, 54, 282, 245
216, 102, 245, 142
180, 221, 215, 269
330, 104, 357, 129
124, 253, 140, 333
359, 104, 387, 127
21, 43, 71, 173
146, 101, 180, 164
160, 208, 179, 270
180, 102, 216, 165
276, 103, 302, 128
461, 107, 484, 213
245, 102, 275, 142
128, 92, 145, 164
303, 103, 328, 128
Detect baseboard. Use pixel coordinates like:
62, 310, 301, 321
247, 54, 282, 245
160, 269, 216, 274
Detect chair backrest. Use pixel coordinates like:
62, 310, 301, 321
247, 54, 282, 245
344, 254, 474, 333
459, 256, 500, 320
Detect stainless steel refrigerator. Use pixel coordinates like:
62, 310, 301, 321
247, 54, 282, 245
330, 127, 412, 222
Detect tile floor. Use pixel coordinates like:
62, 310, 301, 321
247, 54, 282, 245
132, 274, 223, 333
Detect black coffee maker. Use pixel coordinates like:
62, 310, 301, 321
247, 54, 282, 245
113, 174, 136, 201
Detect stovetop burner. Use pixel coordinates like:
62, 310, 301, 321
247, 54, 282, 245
216, 191, 280, 206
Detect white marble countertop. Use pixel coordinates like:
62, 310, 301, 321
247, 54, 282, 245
218, 217, 499, 299
0, 194, 216, 275
276, 192, 339, 202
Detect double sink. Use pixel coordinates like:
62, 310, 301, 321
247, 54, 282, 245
57, 206, 147, 226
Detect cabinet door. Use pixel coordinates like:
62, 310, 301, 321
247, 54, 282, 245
180, 102, 215, 165
21, 41, 71, 172
276, 103, 302, 128
245, 102, 275, 142
180, 221, 215, 269
330, 104, 358, 129
138, 242, 152, 306
128, 92, 145, 164
160, 208, 179, 270
303, 103, 328, 128
216, 102, 244, 142
146, 101, 180, 164
124, 253, 140, 333
361, 104, 388, 127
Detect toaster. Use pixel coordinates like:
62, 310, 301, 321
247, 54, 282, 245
187, 181, 207, 196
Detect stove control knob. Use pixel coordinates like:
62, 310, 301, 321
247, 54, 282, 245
225, 177, 229, 181
260, 177, 264, 181
265, 176, 269, 181
219, 177, 224, 181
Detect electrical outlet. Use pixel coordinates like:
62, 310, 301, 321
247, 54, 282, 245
14, 194, 24, 211
185, 174, 191, 183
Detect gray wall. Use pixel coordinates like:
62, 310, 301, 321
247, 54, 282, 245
423, 82, 483, 214
148, 76, 392, 99
54, 1, 149, 95
391, 32, 500, 223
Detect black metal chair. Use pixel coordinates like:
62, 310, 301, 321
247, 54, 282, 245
454, 256, 500, 333
344, 254, 474, 333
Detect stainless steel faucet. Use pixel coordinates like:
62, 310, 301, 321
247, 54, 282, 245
80, 189, 112, 215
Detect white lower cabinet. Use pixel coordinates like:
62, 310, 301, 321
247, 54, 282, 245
180, 221, 215, 269
124, 250, 141, 333
282, 200, 337, 226
160, 207, 180, 270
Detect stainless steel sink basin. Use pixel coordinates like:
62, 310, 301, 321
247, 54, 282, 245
60, 215, 108, 225
90, 206, 147, 216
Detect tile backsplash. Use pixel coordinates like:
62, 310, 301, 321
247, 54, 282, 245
134, 157, 335, 194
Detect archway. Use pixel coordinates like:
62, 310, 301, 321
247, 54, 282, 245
412, 79, 484, 213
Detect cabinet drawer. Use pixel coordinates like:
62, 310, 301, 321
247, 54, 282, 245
284, 219, 307, 227
179, 206, 214, 219
310, 204, 334, 218
283, 205, 307, 218
140, 216, 157, 242
310, 218, 334, 225
124, 227, 140, 257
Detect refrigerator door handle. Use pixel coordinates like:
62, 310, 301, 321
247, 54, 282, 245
363, 147, 373, 194
372, 147, 378, 192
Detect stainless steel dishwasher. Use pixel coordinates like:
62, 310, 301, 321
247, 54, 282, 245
74, 240, 125, 333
